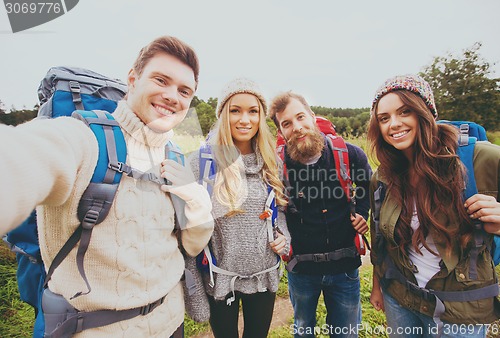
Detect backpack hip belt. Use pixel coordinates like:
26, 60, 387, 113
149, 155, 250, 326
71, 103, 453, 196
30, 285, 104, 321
285, 246, 359, 272
42, 288, 167, 338
202, 246, 281, 306
382, 256, 499, 334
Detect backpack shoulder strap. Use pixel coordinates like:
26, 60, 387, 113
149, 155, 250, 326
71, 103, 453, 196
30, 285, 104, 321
455, 136, 488, 277
261, 186, 278, 242
325, 134, 352, 202
276, 144, 299, 214
44, 110, 127, 298
456, 136, 478, 200
373, 181, 387, 266
164, 140, 185, 186
199, 143, 216, 195
165, 140, 188, 230
165, 140, 185, 165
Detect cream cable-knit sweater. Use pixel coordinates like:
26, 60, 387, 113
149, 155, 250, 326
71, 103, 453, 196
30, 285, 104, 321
0, 101, 214, 337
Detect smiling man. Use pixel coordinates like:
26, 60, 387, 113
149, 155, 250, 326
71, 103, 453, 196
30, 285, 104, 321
269, 92, 372, 338
0, 36, 214, 337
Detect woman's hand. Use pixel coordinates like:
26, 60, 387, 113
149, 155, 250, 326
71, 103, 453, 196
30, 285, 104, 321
465, 194, 500, 235
370, 274, 385, 312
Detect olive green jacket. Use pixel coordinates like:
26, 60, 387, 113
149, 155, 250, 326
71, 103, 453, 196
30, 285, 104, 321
370, 141, 500, 324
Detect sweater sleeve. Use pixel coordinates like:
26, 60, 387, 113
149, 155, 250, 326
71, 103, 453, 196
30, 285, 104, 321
183, 255, 210, 322
0, 117, 98, 236
178, 150, 214, 257
347, 143, 372, 221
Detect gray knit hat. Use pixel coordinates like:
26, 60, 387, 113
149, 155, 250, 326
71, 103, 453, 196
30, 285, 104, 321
371, 74, 438, 118
216, 77, 268, 119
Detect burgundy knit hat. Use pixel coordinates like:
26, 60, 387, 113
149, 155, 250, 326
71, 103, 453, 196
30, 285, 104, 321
371, 74, 438, 118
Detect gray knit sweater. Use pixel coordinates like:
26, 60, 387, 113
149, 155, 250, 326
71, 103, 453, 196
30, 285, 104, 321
184, 149, 290, 322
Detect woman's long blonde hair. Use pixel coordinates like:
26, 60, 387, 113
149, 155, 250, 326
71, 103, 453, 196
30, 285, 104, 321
209, 95, 287, 216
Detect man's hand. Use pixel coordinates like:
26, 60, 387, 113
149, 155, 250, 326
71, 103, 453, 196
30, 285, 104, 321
270, 232, 288, 255
351, 213, 368, 235
160, 159, 198, 201
465, 193, 500, 235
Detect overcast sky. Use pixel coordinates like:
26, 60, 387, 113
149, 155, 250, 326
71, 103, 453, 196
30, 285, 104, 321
0, 0, 499, 111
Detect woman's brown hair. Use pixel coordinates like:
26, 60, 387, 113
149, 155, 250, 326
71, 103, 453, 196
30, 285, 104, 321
367, 90, 473, 257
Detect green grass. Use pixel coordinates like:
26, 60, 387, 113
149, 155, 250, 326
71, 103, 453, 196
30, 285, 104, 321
172, 133, 205, 154
487, 131, 500, 146
0, 242, 35, 338
184, 316, 210, 337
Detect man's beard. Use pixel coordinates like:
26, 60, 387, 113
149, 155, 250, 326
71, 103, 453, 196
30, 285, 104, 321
286, 128, 324, 164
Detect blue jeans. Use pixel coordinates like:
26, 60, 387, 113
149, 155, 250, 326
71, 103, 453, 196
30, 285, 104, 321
288, 269, 361, 338
383, 290, 486, 338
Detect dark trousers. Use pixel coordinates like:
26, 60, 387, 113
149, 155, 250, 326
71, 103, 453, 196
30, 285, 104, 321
208, 291, 276, 338
170, 323, 183, 338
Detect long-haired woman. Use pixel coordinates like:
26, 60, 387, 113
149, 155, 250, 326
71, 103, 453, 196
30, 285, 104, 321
367, 74, 500, 337
185, 78, 289, 338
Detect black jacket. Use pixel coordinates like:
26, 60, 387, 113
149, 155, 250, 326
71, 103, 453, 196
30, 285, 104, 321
284, 137, 372, 274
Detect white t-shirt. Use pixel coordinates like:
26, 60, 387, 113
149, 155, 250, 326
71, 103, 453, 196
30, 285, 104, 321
407, 207, 442, 287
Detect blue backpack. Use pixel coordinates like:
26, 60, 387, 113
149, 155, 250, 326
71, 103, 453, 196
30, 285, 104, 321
436, 120, 500, 266
3, 67, 186, 338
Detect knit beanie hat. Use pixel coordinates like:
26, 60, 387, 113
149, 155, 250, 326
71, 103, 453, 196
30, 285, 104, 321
216, 78, 268, 119
371, 74, 438, 118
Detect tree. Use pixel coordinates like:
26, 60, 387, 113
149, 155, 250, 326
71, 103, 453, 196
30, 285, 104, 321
207, 97, 218, 110
190, 96, 202, 108
266, 118, 277, 137
330, 116, 351, 136
0, 100, 5, 114
420, 42, 500, 130
0, 106, 37, 126
195, 101, 217, 136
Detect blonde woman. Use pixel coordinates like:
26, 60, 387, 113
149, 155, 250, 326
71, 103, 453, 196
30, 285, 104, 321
185, 78, 290, 338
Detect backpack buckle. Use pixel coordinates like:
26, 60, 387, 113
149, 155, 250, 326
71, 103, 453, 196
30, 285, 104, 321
140, 296, 165, 315
312, 253, 328, 262
147, 172, 163, 185
459, 123, 470, 135
82, 209, 99, 229
406, 280, 433, 301
259, 210, 272, 220
108, 162, 124, 173
69, 81, 81, 93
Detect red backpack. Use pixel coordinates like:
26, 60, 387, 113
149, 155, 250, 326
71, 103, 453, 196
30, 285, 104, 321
276, 116, 353, 203
276, 116, 367, 259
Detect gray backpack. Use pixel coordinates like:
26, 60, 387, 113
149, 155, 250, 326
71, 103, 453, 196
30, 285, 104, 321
37, 66, 127, 118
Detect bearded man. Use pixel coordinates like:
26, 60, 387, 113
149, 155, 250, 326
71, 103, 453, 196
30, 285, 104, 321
269, 92, 372, 338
